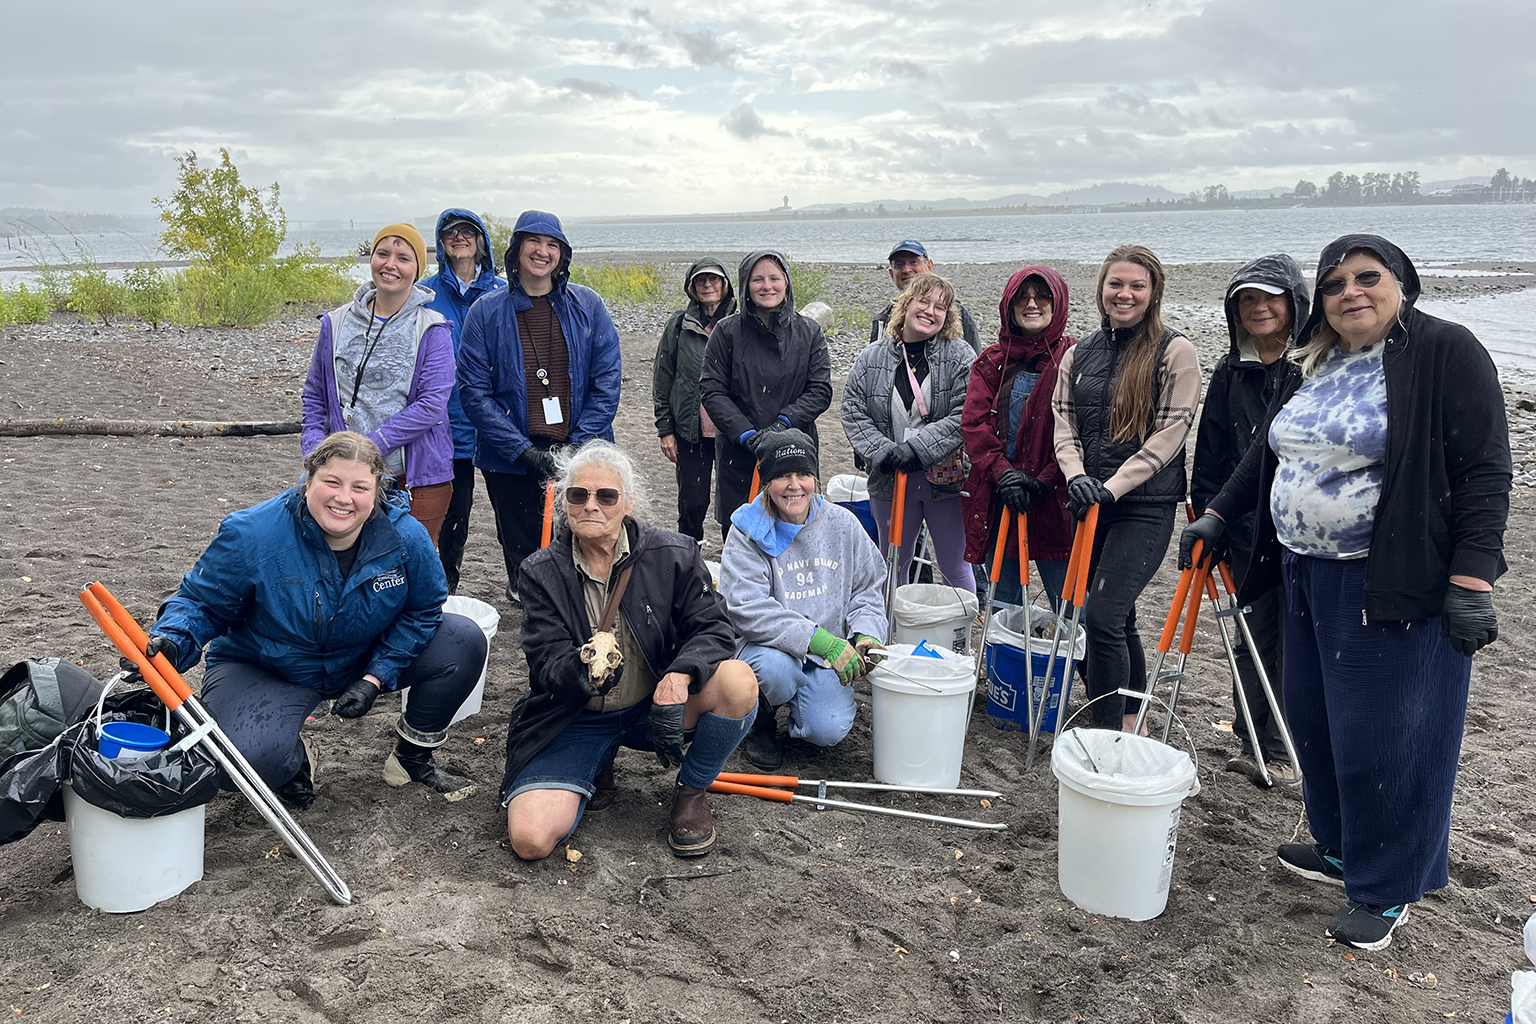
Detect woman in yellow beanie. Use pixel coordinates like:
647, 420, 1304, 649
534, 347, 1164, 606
300, 223, 458, 544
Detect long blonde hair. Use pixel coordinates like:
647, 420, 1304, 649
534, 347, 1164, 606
886, 273, 962, 344
1291, 251, 1405, 379
1094, 245, 1169, 443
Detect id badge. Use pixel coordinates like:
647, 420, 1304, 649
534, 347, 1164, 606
903, 426, 920, 442
542, 396, 564, 425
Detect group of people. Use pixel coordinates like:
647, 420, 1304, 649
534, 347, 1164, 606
132, 216, 1507, 954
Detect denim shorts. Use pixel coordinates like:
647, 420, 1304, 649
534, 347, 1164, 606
500, 700, 658, 811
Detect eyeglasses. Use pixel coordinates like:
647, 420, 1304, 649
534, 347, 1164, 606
442, 225, 479, 240
565, 487, 622, 508
1317, 270, 1383, 297
1015, 291, 1052, 306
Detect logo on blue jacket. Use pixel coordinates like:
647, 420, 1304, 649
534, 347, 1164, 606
372, 569, 407, 593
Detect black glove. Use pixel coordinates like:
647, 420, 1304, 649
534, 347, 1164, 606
996, 469, 1042, 513
746, 430, 777, 457
118, 635, 173, 682
873, 446, 903, 474
647, 701, 687, 768
1178, 513, 1227, 569
519, 445, 557, 480
332, 677, 381, 718
1442, 583, 1498, 656
894, 442, 926, 472
1066, 474, 1112, 520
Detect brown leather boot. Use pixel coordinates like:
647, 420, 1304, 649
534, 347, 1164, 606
667, 782, 716, 857
587, 756, 618, 812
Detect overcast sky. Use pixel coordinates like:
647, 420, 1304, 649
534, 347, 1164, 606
4, 0, 1534, 220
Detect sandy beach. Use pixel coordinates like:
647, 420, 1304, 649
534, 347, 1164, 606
2, 256, 1534, 1023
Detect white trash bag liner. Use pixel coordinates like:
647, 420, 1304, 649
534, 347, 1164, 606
1514, 912, 1536, 1023
826, 474, 870, 504
1052, 728, 1199, 804
986, 604, 1087, 661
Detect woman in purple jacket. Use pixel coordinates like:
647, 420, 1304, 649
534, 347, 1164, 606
302, 223, 457, 546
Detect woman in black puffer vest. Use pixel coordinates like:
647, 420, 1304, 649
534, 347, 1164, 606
1050, 244, 1202, 730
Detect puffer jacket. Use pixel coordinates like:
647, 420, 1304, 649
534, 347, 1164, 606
152, 487, 448, 692
840, 323, 975, 501
501, 519, 736, 797
301, 282, 454, 488
700, 250, 832, 524
961, 266, 1076, 564
456, 210, 623, 475
420, 208, 507, 460
654, 257, 736, 444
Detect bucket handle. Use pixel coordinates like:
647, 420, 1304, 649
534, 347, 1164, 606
1057, 687, 1200, 781
91, 671, 130, 738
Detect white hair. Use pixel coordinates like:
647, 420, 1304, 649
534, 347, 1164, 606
552, 440, 650, 528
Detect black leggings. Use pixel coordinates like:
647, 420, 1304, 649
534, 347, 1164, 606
438, 458, 480, 594
199, 614, 487, 788
1081, 501, 1175, 728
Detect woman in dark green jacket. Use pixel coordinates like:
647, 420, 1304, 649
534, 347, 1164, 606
654, 258, 736, 541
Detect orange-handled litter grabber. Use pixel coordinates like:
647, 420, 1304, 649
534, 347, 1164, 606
1182, 504, 1302, 786
1026, 503, 1098, 769
539, 480, 556, 549
883, 469, 909, 638
713, 771, 1001, 799
707, 779, 1007, 830
748, 463, 761, 501
974, 505, 1013, 681
79, 583, 352, 905
1130, 540, 1210, 739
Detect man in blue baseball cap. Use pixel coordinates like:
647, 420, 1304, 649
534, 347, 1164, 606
870, 240, 980, 352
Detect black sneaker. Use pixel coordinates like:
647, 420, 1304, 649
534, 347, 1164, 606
741, 697, 783, 771
1326, 900, 1410, 951
1277, 843, 1345, 887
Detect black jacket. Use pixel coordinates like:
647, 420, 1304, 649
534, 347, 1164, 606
1209, 234, 1511, 621
500, 519, 736, 797
653, 257, 736, 444
1189, 254, 1310, 546
700, 250, 832, 523
1071, 326, 1187, 503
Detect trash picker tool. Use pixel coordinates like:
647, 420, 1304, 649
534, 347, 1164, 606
714, 771, 1002, 799
79, 582, 352, 905
748, 463, 761, 501
1132, 542, 1209, 741
707, 780, 1007, 831
1026, 504, 1097, 770
974, 506, 1012, 681
539, 481, 556, 549
883, 469, 908, 638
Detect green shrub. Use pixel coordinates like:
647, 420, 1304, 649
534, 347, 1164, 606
32, 258, 76, 312
480, 213, 513, 266
66, 261, 130, 322
125, 264, 176, 328
171, 264, 282, 327
568, 263, 665, 305
270, 245, 355, 306
790, 262, 830, 307
155, 149, 284, 271
5, 284, 51, 324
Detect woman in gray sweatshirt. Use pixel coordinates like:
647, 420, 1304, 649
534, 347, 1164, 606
719, 430, 889, 769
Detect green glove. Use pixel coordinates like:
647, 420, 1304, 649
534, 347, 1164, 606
853, 634, 886, 672
808, 627, 861, 685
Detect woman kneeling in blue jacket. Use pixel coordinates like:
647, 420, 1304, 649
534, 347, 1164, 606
143, 431, 487, 807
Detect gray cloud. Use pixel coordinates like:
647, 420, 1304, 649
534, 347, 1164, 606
720, 101, 784, 140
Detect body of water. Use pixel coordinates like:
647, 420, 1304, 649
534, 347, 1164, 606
5, 205, 1536, 270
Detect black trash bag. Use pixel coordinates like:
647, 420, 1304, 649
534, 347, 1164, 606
0, 740, 69, 846
64, 718, 222, 820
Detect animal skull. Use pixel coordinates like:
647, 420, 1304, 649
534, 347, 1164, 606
580, 630, 623, 681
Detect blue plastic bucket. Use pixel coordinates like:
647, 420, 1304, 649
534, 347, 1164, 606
840, 500, 878, 545
985, 643, 1072, 735
98, 721, 170, 760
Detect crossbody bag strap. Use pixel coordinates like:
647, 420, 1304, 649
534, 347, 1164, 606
596, 565, 635, 634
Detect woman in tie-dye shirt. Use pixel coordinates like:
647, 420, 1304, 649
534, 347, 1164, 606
1179, 234, 1511, 953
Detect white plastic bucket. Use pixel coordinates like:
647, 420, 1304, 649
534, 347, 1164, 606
892, 584, 980, 656
1050, 695, 1200, 921
869, 643, 977, 789
62, 784, 205, 913
403, 596, 499, 725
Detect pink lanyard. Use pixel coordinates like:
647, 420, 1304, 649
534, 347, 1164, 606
901, 345, 929, 421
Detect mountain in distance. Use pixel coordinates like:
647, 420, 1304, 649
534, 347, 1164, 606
800, 182, 1180, 213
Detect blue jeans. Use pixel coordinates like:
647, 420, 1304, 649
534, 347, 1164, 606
1282, 552, 1471, 905
742, 644, 856, 747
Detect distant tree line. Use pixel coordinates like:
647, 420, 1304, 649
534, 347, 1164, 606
1181, 168, 1534, 208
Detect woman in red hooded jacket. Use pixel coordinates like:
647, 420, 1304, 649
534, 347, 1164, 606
961, 266, 1076, 606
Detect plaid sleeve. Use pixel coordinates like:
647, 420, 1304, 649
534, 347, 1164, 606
1051, 345, 1085, 480
1103, 336, 1201, 499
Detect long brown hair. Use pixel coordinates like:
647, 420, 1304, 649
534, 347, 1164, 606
1093, 244, 1168, 443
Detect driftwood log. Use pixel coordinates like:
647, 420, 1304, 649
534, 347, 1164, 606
0, 419, 301, 438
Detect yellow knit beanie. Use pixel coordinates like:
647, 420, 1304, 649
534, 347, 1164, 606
371, 223, 428, 281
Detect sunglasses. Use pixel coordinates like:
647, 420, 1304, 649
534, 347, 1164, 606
565, 486, 622, 508
442, 225, 479, 240
1015, 290, 1052, 306
1317, 270, 1383, 297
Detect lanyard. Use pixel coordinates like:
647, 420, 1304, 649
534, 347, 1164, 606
521, 304, 555, 394
901, 344, 929, 421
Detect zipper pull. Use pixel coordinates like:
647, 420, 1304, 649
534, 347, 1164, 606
1361, 608, 1368, 626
